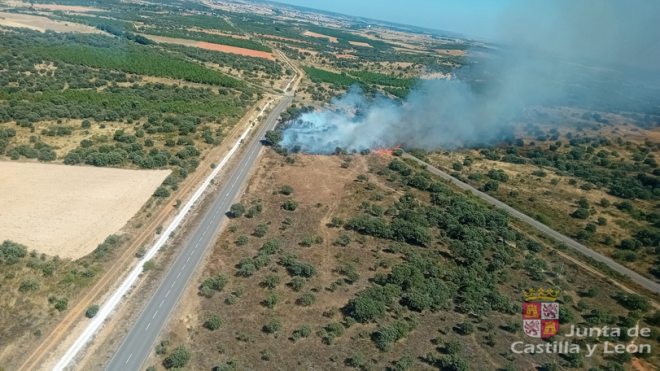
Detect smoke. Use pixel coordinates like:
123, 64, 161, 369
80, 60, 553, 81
281, 0, 660, 154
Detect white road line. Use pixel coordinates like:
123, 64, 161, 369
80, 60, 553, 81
166, 290, 170, 297
182, 264, 186, 270
126, 354, 132, 363
160, 300, 164, 308
153, 311, 158, 319
186, 257, 190, 262
145, 323, 150, 331
177, 272, 181, 278
171, 281, 176, 288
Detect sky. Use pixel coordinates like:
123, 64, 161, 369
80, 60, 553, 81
273, 0, 512, 38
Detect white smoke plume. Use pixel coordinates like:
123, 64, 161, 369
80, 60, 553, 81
280, 0, 660, 154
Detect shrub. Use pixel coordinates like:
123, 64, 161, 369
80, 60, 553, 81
445, 340, 462, 354
330, 217, 344, 227
293, 324, 312, 340
263, 274, 280, 289
297, 292, 316, 306
254, 224, 268, 237
280, 185, 293, 195
282, 199, 299, 211
164, 345, 191, 369
336, 233, 351, 246
143, 260, 156, 271
264, 293, 279, 308
264, 318, 282, 333
458, 321, 474, 335
18, 278, 40, 292
54, 297, 68, 311
613, 250, 637, 262
452, 162, 463, 171
532, 170, 547, 177
86, 305, 100, 318
597, 217, 607, 226
601, 198, 611, 207
204, 314, 222, 330
290, 277, 306, 291
236, 234, 249, 246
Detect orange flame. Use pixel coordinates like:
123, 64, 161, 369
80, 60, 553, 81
371, 145, 401, 155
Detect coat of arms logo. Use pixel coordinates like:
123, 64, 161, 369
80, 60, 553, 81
522, 288, 560, 338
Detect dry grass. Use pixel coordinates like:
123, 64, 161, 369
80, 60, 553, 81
0, 11, 105, 33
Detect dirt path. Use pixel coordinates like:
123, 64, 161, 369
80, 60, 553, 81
16, 98, 271, 371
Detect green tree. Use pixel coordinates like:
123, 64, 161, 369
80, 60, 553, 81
263, 274, 280, 289
264, 318, 282, 333
229, 203, 245, 218
86, 305, 100, 318
572, 208, 590, 219
153, 187, 170, 198
283, 199, 299, 211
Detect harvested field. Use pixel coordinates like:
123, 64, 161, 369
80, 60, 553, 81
138, 34, 275, 60
32, 3, 105, 12
303, 31, 338, 43
348, 40, 371, 47
198, 41, 275, 60
0, 162, 170, 260
435, 48, 465, 56
0, 12, 104, 33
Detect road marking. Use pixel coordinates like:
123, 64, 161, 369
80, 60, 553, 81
160, 300, 164, 308
166, 290, 170, 297
195, 243, 199, 248
153, 311, 158, 319
182, 264, 186, 270
171, 281, 175, 288
187, 257, 190, 262
126, 354, 132, 363
145, 323, 150, 330
177, 272, 181, 278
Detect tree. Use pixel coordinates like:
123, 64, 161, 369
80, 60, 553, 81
601, 198, 611, 207
164, 345, 191, 369
483, 180, 499, 192
264, 130, 282, 146
452, 162, 463, 171
572, 208, 590, 219
290, 276, 306, 291
86, 305, 100, 318
293, 325, 312, 340
153, 186, 170, 198
336, 233, 351, 246
445, 340, 462, 354
458, 321, 474, 335
331, 217, 344, 227
229, 203, 245, 218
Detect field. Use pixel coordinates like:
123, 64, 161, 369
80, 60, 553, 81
0, 162, 170, 259
198, 42, 275, 60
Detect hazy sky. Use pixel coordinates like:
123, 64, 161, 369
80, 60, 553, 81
274, 0, 511, 38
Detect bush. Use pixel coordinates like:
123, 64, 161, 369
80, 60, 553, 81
254, 224, 268, 237
143, 260, 156, 271
263, 293, 279, 308
54, 297, 68, 311
263, 274, 280, 289
336, 233, 351, 246
331, 217, 344, 227
452, 162, 463, 171
458, 321, 474, 335
280, 185, 293, 195
86, 305, 100, 318
264, 318, 282, 333
290, 277, 306, 291
164, 345, 191, 369
204, 314, 222, 330
297, 292, 316, 306
282, 199, 299, 211
18, 278, 40, 292
613, 250, 637, 262
293, 324, 312, 340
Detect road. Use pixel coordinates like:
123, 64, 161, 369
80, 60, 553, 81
105, 97, 292, 371
403, 153, 660, 295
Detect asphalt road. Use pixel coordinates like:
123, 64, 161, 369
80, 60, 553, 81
403, 153, 660, 295
105, 97, 292, 371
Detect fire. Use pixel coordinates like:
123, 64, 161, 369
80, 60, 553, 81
371, 145, 401, 155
